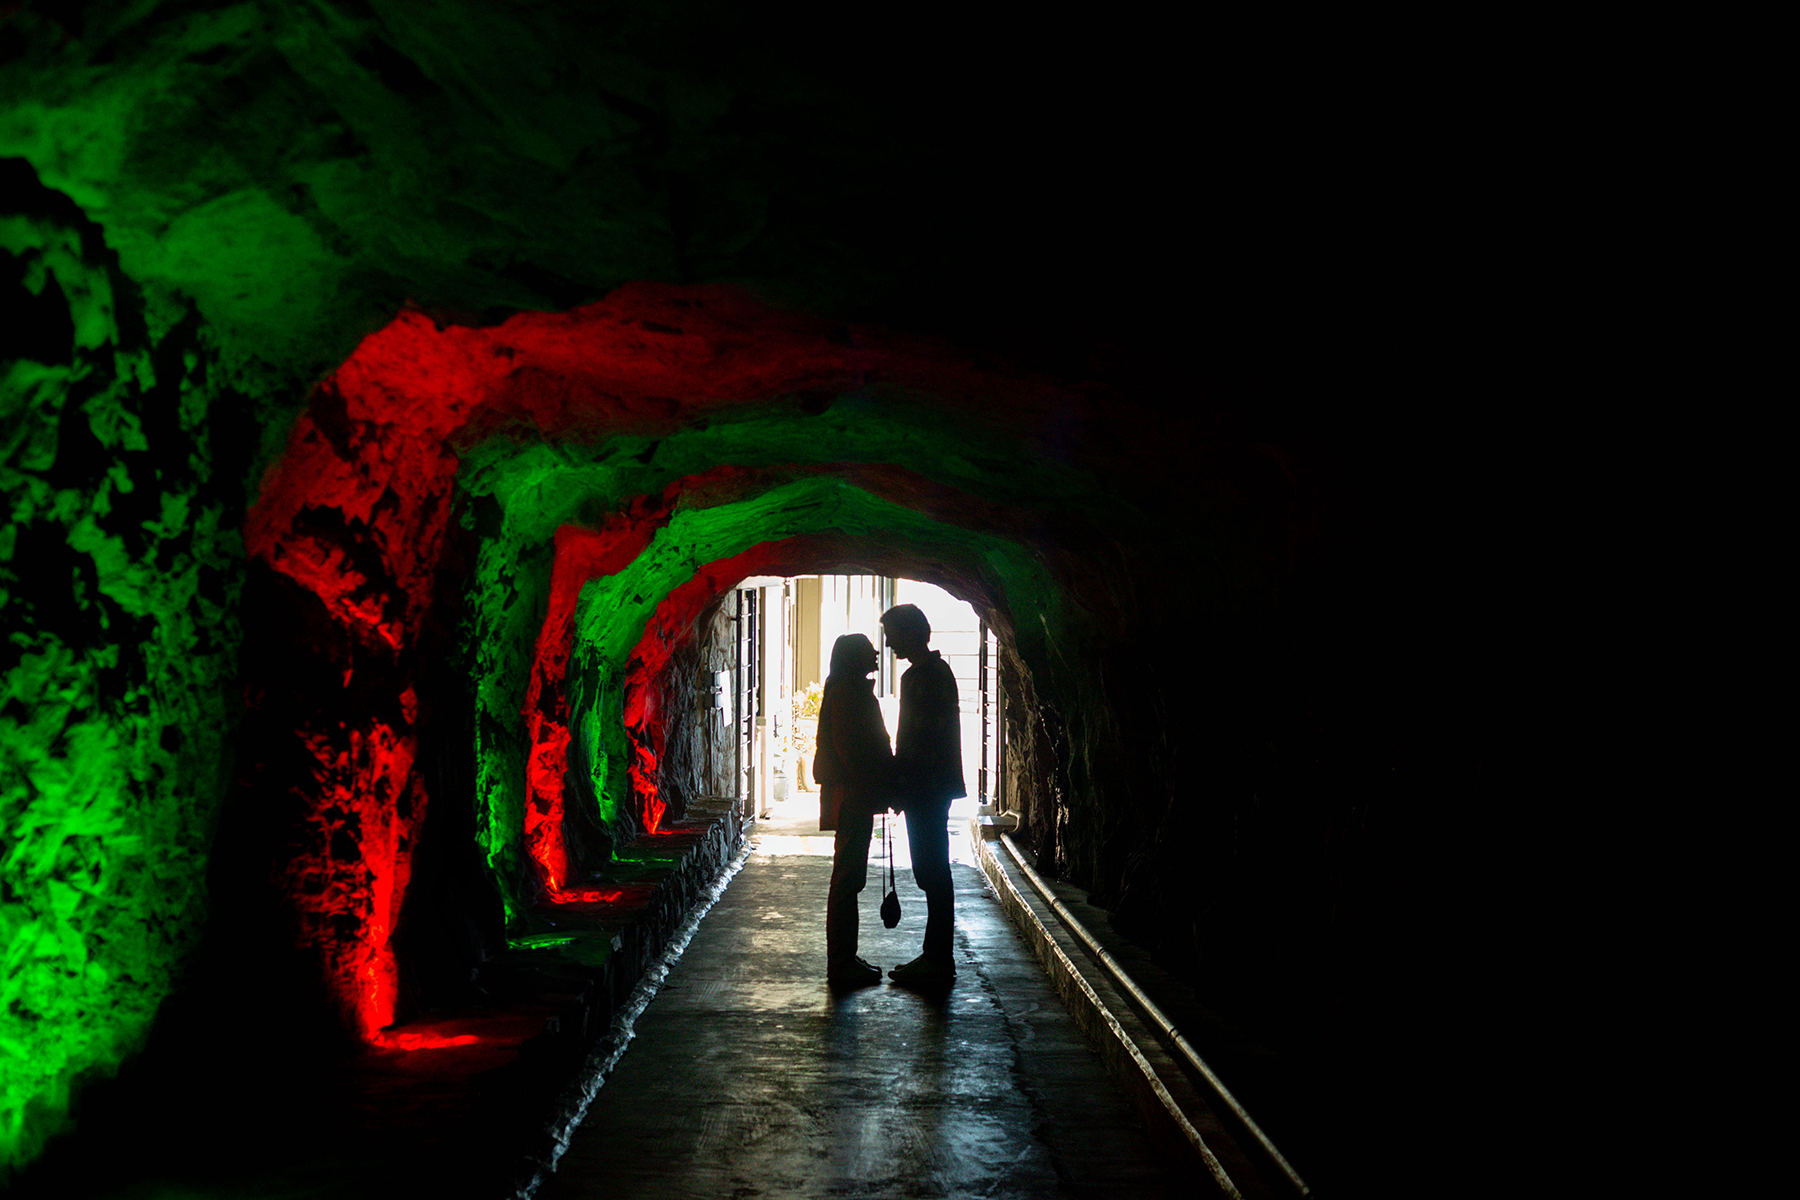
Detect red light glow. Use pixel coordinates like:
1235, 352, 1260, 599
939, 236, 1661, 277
241, 284, 1054, 1039
281, 718, 424, 1040
376, 1031, 483, 1051
522, 466, 796, 879
544, 888, 626, 905
522, 521, 658, 890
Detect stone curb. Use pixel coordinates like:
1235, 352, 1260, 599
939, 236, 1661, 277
507, 800, 751, 1198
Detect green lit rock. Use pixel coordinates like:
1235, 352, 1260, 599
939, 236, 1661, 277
1, 172, 247, 1174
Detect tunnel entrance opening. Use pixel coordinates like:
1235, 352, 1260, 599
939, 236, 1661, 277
540, 549, 1034, 909
660, 572, 1012, 871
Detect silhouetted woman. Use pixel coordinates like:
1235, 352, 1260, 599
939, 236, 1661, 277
812, 632, 894, 988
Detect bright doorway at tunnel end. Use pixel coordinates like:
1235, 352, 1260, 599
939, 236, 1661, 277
746, 574, 999, 861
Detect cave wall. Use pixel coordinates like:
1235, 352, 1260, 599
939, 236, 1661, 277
217, 289, 1098, 1044
684, 597, 738, 807
0, 164, 254, 1170
0, 260, 1316, 1164
2, 0, 1466, 1181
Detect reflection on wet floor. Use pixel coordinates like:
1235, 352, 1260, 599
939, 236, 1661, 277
745, 791, 982, 870
538, 798, 1189, 1200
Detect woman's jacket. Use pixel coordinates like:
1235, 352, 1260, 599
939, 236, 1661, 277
812, 675, 893, 830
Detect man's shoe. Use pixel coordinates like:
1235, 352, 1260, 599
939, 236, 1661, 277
827, 956, 882, 989
888, 955, 956, 987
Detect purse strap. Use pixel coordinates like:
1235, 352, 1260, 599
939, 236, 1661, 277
884, 812, 896, 892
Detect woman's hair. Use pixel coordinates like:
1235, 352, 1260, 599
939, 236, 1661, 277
826, 632, 877, 681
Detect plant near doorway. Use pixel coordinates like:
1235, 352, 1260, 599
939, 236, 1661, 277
791, 683, 822, 791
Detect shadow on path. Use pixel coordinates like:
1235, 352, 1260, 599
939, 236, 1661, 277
539, 820, 1189, 1199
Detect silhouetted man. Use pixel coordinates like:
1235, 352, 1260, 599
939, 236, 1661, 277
879, 603, 965, 986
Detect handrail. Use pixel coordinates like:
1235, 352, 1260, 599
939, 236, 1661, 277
997, 834, 1311, 1197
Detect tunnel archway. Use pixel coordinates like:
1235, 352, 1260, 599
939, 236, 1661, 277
1, 6, 1477, 1185
516, 480, 1054, 885
239, 284, 1113, 1039
528, 535, 1029, 896
0, 222, 1418, 1199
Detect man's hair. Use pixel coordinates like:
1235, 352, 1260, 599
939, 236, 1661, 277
879, 603, 930, 642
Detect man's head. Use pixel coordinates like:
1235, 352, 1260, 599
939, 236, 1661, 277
879, 603, 931, 661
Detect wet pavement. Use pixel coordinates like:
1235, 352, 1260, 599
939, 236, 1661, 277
3, 798, 1224, 1199
538, 804, 1192, 1199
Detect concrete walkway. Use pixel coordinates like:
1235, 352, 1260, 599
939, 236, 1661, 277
538, 803, 1190, 1199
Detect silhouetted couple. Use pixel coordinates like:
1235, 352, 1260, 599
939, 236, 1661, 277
812, 604, 965, 990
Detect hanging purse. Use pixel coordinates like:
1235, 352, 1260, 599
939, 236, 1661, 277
880, 811, 902, 929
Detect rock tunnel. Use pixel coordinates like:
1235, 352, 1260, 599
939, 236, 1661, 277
231, 287, 1157, 1044
1, 3, 1465, 1193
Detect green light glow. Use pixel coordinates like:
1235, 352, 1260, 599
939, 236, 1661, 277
2, 214, 243, 1172
470, 532, 555, 924
461, 400, 1075, 927
570, 477, 1056, 836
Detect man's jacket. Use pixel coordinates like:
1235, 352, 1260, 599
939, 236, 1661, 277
895, 650, 966, 808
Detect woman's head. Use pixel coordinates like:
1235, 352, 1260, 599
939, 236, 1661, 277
827, 632, 879, 681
